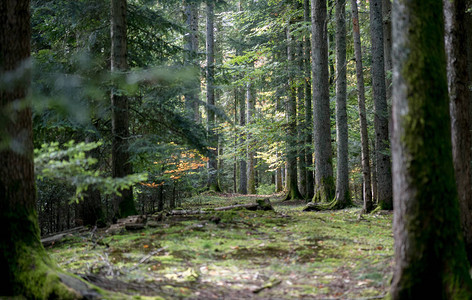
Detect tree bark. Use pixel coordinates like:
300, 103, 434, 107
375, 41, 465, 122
334, 0, 351, 208
304, 0, 315, 200
0, 1, 94, 297
382, 0, 392, 103
206, 0, 220, 192
111, 0, 136, 218
351, 0, 373, 213
285, 22, 303, 200
390, 0, 472, 297
246, 81, 256, 194
370, 0, 392, 209
183, 0, 200, 122
444, 0, 472, 263
311, 0, 335, 203
237, 85, 247, 194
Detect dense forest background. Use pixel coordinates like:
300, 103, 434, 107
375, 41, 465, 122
3, 0, 472, 298
31, 0, 396, 234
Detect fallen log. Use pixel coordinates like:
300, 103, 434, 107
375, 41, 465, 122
168, 198, 273, 216
41, 226, 86, 247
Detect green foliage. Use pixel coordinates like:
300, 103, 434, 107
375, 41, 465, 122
34, 140, 147, 203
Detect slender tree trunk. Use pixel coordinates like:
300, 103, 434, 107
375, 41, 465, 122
334, 0, 351, 208
286, 23, 303, 200
312, 0, 335, 202
383, 0, 392, 103
370, 0, 392, 209
304, 0, 314, 200
390, 0, 472, 297
351, 0, 373, 212
238, 81, 247, 194
183, 0, 200, 122
206, 0, 220, 192
444, 0, 472, 263
157, 184, 164, 212
371, 139, 378, 204
247, 82, 256, 194
111, 0, 136, 218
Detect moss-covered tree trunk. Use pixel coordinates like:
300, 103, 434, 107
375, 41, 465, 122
303, 0, 314, 200
0, 2, 93, 297
285, 22, 303, 201
390, 0, 472, 297
444, 0, 472, 263
351, 0, 373, 213
111, 0, 136, 218
206, 0, 221, 192
370, 0, 392, 210
311, 0, 335, 203
333, 0, 351, 208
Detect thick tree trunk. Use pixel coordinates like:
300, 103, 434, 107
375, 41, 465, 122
0, 2, 93, 297
206, 0, 220, 192
246, 82, 256, 194
390, 0, 472, 297
334, 0, 351, 208
183, 0, 200, 122
444, 0, 472, 263
370, 0, 392, 209
351, 0, 373, 213
311, 0, 335, 203
285, 23, 303, 200
304, 0, 314, 200
111, 0, 136, 218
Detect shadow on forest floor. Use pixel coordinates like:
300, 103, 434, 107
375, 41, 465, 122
47, 194, 393, 299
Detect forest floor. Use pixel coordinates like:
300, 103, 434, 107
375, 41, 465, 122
47, 193, 394, 299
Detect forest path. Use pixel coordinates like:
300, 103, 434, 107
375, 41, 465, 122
47, 193, 393, 299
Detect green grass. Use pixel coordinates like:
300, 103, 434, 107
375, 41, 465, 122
46, 194, 393, 299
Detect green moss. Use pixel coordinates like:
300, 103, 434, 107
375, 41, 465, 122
393, 0, 472, 297
313, 176, 335, 203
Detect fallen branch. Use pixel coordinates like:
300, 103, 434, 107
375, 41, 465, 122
130, 246, 169, 270
41, 226, 86, 247
168, 198, 273, 216
253, 279, 282, 293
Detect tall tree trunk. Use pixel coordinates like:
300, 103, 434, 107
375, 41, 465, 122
304, 0, 314, 199
312, 0, 335, 202
390, 0, 472, 297
334, 0, 351, 208
238, 80, 247, 194
285, 23, 303, 200
246, 82, 256, 194
206, 0, 220, 192
0, 1, 92, 297
444, 0, 472, 263
111, 0, 136, 218
183, 0, 200, 122
351, 0, 373, 212
370, 0, 392, 209
382, 0, 392, 102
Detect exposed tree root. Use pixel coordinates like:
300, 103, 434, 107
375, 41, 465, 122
303, 197, 352, 211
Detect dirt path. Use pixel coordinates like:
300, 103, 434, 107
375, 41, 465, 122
47, 194, 393, 299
